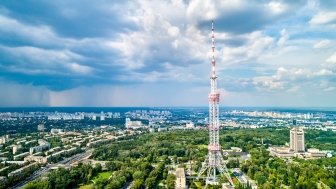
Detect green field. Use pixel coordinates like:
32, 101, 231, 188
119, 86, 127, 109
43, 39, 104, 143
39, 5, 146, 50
92, 171, 112, 183
78, 184, 93, 189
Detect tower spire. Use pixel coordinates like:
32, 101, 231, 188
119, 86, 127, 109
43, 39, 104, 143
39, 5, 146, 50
197, 20, 233, 187
211, 20, 216, 78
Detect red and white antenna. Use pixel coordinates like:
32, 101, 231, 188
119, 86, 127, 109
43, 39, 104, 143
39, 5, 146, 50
198, 20, 233, 187
211, 20, 216, 78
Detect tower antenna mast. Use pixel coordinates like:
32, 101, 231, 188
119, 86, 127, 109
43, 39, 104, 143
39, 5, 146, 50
197, 20, 233, 187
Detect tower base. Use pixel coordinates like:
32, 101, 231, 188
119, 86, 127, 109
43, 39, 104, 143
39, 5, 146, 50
197, 152, 234, 187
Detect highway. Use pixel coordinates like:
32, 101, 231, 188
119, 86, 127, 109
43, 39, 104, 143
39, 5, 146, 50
10, 150, 92, 189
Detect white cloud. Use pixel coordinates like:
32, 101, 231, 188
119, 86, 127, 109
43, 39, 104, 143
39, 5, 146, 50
221, 31, 274, 65
309, 11, 336, 25
314, 69, 333, 76
277, 29, 289, 46
324, 86, 336, 92
313, 39, 331, 49
266, 1, 288, 15
326, 52, 336, 64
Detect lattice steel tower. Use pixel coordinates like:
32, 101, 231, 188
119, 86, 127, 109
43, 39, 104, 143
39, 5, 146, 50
197, 21, 233, 186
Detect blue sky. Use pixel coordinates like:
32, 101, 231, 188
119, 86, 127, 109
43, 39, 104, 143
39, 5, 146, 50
0, 0, 336, 107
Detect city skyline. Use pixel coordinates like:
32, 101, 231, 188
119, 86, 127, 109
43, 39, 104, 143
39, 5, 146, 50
1, 0, 336, 107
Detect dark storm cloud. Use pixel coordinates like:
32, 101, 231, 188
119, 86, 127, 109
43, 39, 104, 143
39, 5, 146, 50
197, 0, 306, 34
0, 0, 208, 90
0, 0, 137, 38
0, 0, 141, 90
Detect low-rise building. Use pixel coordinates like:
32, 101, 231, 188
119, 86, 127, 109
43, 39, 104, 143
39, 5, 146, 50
0, 157, 8, 161
175, 168, 186, 189
1, 161, 27, 165
8, 162, 38, 177
13, 152, 29, 160
24, 155, 48, 164
51, 129, 64, 134
223, 147, 243, 156
46, 147, 77, 161
29, 139, 50, 154
0, 176, 7, 184
86, 138, 113, 148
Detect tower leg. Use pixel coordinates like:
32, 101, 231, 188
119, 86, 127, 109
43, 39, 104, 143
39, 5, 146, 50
197, 151, 234, 187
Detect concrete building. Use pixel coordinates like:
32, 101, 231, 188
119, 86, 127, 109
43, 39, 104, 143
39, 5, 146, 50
46, 147, 77, 161
8, 162, 38, 177
24, 155, 48, 164
125, 118, 142, 129
290, 127, 305, 152
269, 147, 295, 158
185, 122, 194, 129
51, 128, 64, 134
29, 139, 50, 155
37, 124, 45, 132
269, 128, 326, 159
1, 161, 27, 165
0, 136, 6, 144
13, 152, 29, 160
222, 147, 243, 156
100, 115, 105, 121
92, 115, 97, 120
175, 168, 186, 189
13, 144, 22, 154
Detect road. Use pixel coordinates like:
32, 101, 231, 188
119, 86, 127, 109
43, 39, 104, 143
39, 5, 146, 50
10, 150, 92, 189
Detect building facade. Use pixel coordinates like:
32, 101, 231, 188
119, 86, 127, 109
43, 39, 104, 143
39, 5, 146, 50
175, 168, 186, 189
290, 127, 305, 152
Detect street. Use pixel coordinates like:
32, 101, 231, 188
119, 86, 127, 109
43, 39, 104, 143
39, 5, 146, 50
10, 150, 92, 189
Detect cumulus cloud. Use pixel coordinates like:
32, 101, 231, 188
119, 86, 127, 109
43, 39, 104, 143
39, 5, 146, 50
309, 11, 336, 25
0, 0, 336, 106
326, 52, 336, 64
313, 40, 331, 49
222, 66, 336, 94
220, 31, 274, 65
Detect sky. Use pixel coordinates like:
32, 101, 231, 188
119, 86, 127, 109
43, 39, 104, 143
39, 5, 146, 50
0, 0, 336, 107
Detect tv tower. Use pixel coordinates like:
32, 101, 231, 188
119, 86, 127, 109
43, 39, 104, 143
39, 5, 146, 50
197, 21, 233, 186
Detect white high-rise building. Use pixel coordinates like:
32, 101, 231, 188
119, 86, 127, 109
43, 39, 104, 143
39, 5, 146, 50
125, 118, 142, 129
125, 118, 131, 129
290, 127, 305, 152
37, 124, 45, 132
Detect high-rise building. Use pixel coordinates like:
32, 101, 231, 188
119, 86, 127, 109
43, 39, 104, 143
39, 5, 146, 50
125, 118, 142, 129
37, 124, 45, 132
13, 144, 21, 154
125, 118, 131, 129
0, 136, 6, 144
290, 127, 305, 152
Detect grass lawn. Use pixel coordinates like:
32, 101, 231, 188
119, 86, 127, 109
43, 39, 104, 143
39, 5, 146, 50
194, 181, 204, 188
197, 144, 208, 149
78, 184, 93, 189
92, 171, 112, 183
